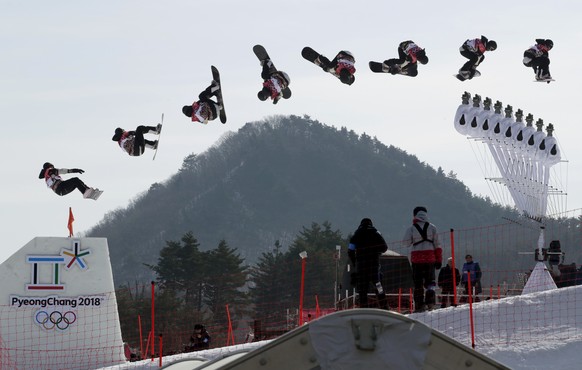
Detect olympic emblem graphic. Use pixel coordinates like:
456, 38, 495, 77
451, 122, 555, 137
35, 310, 77, 331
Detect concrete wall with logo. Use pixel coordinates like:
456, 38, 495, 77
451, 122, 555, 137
0, 237, 125, 369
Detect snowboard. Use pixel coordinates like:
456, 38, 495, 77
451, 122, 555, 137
454, 70, 481, 81
302, 46, 333, 71
534, 78, 555, 83
369, 60, 413, 76
253, 44, 291, 99
85, 188, 103, 201
152, 113, 163, 161
369, 61, 389, 73
211, 66, 227, 123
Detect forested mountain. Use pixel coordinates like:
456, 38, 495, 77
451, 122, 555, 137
87, 115, 516, 286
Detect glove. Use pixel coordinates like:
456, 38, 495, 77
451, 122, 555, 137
72, 168, 84, 174
434, 261, 442, 270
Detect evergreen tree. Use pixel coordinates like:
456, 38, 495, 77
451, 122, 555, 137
204, 240, 249, 337
249, 241, 291, 327
285, 222, 346, 309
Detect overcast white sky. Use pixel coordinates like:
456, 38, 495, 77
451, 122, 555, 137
2, 0, 581, 263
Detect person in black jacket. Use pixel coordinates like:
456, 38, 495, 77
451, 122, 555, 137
186, 324, 211, 351
348, 218, 389, 309
523, 38, 553, 81
438, 257, 460, 308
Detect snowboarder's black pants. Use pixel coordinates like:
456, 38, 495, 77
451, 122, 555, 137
531, 57, 550, 76
356, 264, 388, 309
383, 59, 418, 76
412, 263, 436, 308
460, 49, 484, 72
198, 86, 219, 118
132, 126, 158, 156
54, 178, 88, 196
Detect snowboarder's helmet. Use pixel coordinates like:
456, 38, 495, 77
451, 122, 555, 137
486, 40, 497, 51
413, 206, 427, 216
339, 69, 355, 85
544, 39, 553, 50
340, 50, 354, 59
111, 127, 124, 141
280, 71, 291, 84
38, 162, 53, 178
182, 105, 193, 117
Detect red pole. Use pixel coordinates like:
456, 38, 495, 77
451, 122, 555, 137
226, 304, 234, 346
151, 281, 155, 359
450, 229, 458, 305
315, 295, 320, 318
144, 331, 151, 359
158, 334, 163, 367
138, 314, 143, 360
397, 288, 402, 313
467, 275, 476, 349
299, 253, 307, 325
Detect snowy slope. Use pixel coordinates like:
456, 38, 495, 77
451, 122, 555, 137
99, 285, 582, 370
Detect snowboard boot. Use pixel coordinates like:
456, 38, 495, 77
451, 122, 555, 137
155, 123, 162, 135
145, 140, 158, 150
210, 81, 220, 95
83, 188, 95, 199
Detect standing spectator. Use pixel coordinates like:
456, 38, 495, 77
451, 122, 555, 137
348, 218, 389, 309
461, 254, 482, 303
403, 206, 442, 312
438, 257, 460, 308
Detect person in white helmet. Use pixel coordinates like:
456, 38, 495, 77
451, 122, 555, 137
182, 81, 222, 124
257, 61, 291, 104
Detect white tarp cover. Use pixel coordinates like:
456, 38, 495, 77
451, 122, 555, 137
308, 311, 432, 370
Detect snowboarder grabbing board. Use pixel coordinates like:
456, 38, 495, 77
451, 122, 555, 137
112, 123, 162, 157
253, 44, 291, 104
301, 47, 356, 85
182, 65, 227, 124
369, 40, 428, 77
455, 35, 497, 81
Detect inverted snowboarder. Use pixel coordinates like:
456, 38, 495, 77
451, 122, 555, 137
182, 66, 227, 124
456, 35, 497, 81
112, 124, 161, 156
523, 39, 554, 83
301, 47, 356, 85
253, 45, 291, 104
38, 162, 102, 200
369, 40, 428, 77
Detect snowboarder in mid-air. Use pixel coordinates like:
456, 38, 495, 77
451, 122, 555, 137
369, 40, 428, 77
456, 35, 497, 81
38, 162, 102, 200
302, 47, 356, 85
523, 39, 554, 83
182, 66, 227, 124
111, 124, 161, 156
253, 45, 291, 104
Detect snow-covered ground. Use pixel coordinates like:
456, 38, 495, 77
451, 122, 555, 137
99, 284, 582, 370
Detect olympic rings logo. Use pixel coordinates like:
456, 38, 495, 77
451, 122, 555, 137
35, 310, 77, 330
